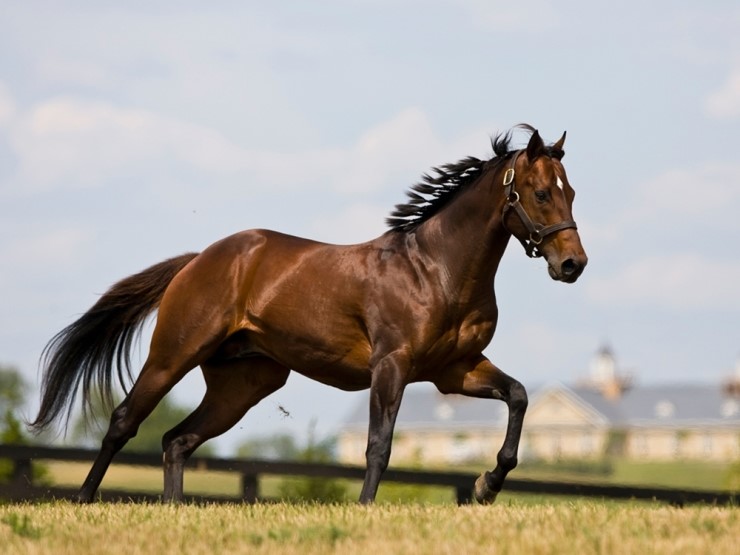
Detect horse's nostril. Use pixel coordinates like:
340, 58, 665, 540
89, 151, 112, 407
561, 259, 578, 276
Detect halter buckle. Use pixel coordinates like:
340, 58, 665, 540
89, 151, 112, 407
502, 168, 515, 187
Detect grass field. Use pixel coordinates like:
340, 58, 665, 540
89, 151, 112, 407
4, 459, 739, 553
513, 459, 736, 492
1, 500, 738, 554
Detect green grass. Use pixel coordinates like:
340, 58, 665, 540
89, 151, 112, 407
44, 461, 244, 497
0, 500, 738, 554
609, 459, 732, 491
501, 458, 736, 492
7, 459, 739, 553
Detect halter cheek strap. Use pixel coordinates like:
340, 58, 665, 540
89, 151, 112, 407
501, 150, 578, 258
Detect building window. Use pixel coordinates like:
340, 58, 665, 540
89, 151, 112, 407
654, 400, 675, 419
721, 400, 738, 418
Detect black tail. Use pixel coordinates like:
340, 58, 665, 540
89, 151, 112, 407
30, 252, 199, 432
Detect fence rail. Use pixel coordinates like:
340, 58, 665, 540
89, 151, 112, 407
0, 444, 735, 506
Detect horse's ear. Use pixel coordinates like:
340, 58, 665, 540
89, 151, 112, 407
526, 129, 545, 162
552, 130, 566, 160
553, 131, 566, 151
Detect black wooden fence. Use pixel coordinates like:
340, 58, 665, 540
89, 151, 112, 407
0, 444, 735, 506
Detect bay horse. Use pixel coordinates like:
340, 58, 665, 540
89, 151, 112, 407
31, 125, 587, 504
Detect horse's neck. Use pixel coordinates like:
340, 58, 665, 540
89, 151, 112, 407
415, 168, 511, 297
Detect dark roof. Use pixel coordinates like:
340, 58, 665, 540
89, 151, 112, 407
342, 382, 740, 430
343, 384, 508, 431
598, 384, 740, 426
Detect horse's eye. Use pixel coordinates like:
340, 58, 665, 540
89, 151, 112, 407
535, 190, 548, 202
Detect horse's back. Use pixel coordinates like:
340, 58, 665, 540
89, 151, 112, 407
154, 228, 377, 386
159, 228, 339, 324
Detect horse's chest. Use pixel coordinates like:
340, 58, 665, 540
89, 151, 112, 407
422, 311, 496, 364
455, 318, 495, 353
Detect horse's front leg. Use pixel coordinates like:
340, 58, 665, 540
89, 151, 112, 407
433, 355, 528, 504
359, 352, 408, 504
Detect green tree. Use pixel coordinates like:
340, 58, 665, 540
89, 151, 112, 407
236, 421, 348, 502
275, 422, 347, 503
236, 433, 301, 460
0, 365, 30, 445
0, 364, 50, 484
72, 390, 214, 455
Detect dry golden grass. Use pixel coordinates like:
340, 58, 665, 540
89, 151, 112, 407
44, 461, 243, 497
1, 500, 738, 555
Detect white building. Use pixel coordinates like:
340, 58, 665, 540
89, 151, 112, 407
337, 349, 740, 465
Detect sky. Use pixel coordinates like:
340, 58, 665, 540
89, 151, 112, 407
0, 1, 739, 454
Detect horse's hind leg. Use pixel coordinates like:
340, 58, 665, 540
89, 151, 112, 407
161, 356, 290, 503
432, 355, 528, 504
76, 314, 226, 502
76, 356, 198, 503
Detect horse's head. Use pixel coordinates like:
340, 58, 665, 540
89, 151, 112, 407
501, 128, 588, 283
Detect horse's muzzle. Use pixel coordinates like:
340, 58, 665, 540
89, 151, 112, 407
548, 255, 587, 283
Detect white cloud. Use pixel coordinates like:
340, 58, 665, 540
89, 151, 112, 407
336, 107, 500, 194
705, 70, 740, 119
578, 160, 740, 312
586, 162, 740, 252
308, 203, 389, 244
6, 99, 498, 197
257, 107, 493, 195
9, 98, 250, 190
586, 253, 740, 310
338, 108, 439, 193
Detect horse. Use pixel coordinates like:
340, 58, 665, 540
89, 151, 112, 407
31, 124, 587, 504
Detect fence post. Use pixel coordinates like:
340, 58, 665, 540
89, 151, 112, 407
456, 485, 472, 505
241, 472, 258, 503
12, 456, 33, 488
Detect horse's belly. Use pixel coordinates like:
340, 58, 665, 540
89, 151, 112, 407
292, 363, 372, 391
254, 330, 371, 391
268, 346, 373, 391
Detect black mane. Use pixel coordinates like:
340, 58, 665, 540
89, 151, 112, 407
386, 124, 561, 232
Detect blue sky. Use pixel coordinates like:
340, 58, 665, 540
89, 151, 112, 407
1, 1, 738, 452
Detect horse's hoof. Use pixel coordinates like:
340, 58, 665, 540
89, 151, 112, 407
474, 473, 498, 505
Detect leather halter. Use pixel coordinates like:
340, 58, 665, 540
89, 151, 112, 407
501, 150, 578, 258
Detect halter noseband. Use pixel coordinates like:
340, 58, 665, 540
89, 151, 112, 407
501, 150, 578, 258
